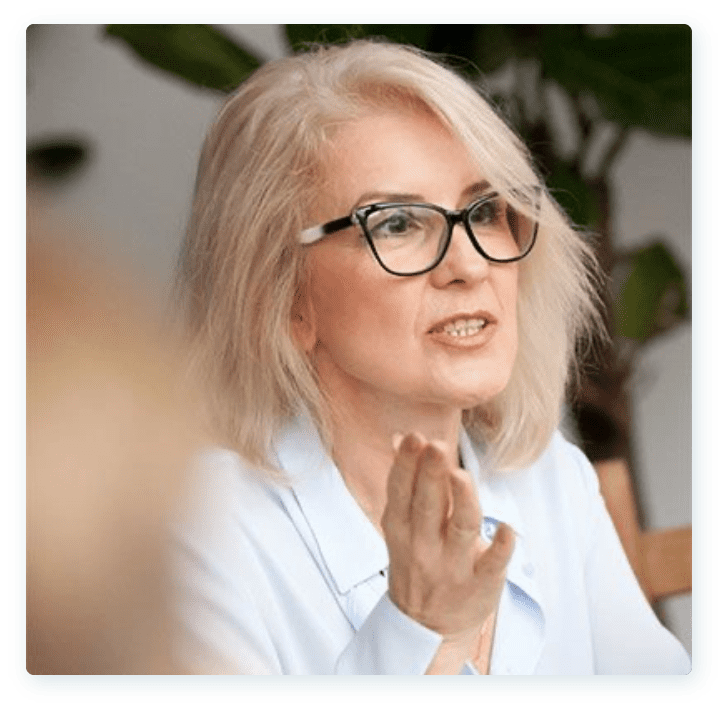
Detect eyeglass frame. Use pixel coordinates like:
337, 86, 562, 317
299, 189, 540, 277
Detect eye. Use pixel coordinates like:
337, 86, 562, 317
467, 197, 503, 228
367, 207, 425, 239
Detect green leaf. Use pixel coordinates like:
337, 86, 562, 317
465, 25, 533, 73
540, 24, 691, 137
615, 240, 690, 341
547, 163, 601, 228
105, 25, 262, 93
417, 25, 527, 77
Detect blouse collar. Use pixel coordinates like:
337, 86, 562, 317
274, 412, 539, 602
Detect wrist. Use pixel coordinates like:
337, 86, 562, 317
425, 633, 478, 675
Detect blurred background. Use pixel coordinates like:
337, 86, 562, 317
26, 24, 692, 657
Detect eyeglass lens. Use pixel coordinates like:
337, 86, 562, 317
363, 196, 536, 275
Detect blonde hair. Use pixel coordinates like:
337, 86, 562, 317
177, 39, 604, 473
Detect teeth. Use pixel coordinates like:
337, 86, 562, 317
442, 318, 486, 337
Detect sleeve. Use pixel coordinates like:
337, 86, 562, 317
174, 528, 469, 675
335, 592, 445, 674
570, 444, 692, 674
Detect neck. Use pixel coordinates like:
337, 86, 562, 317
320, 377, 463, 533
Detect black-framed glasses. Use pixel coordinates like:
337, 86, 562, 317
299, 190, 539, 277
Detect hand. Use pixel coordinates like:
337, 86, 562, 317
381, 433, 515, 670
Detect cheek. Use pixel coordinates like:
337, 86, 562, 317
309, 254, 418, 359
472, 266, 520, 389
501, 271, 520, 367
506, 274, 519, 338
310, 263, 367, 335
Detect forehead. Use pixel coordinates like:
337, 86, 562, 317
318, 107, 485, 215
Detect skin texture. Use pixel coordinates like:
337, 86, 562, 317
294, 107, 520, 673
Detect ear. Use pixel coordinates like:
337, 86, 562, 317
291, 282, 317, 354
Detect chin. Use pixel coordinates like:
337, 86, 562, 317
431, 380, 509, 411
456, 392, 501, 410
423, 353, 515, 410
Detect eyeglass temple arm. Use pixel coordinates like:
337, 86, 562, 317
299, 215, 355, 245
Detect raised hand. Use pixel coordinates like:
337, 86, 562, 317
381, 432, 515, 672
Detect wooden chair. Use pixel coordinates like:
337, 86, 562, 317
594, 459, 691, 604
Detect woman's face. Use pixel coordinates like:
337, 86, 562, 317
296, 107, 520, 414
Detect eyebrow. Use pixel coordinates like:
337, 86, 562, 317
353, 191, 424, 207
353, 180, 493, 209
462, 180, 493, 200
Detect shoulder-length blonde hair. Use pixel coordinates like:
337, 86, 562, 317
177, 39, 604, 474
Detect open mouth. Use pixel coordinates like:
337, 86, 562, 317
428, 312, 494, 339
442, 318, 488, 338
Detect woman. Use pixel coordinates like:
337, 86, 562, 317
174, 40, 690, 674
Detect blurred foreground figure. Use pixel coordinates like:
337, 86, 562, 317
27, 212, 203, 674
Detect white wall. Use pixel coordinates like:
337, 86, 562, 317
26, 25, 289, 296
26, 23, 692, 654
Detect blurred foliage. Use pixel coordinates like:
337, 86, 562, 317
537, 25, 691, 136
105, 25, 261, 93
616, 241, 689, 342
287, 24, 691, 137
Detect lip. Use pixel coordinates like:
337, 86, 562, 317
427, 310, 497, 334
426, 310, 498, 350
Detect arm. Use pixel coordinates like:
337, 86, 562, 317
380, 434, 514, 674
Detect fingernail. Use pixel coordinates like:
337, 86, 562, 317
392, 433, 404, 452
493, 522, 517, 545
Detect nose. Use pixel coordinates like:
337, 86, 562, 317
428, 222, 491, 288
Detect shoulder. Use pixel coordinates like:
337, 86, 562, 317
534, 429, 591, 470
177, 446, 292, 562
487, 430, 603, 552
466, 427, 596, 500
196, 445, 264, 481
192, 445, 288, 501
542, 432, 612, 559
524, 429, 599, 497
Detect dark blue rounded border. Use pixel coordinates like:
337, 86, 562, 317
8, 9, 718, 702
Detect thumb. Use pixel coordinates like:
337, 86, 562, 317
474, 522, 516, 579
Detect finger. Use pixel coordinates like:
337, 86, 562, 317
384, 432, 426, 526
410, 442, 451, 545
474, 521, 516, 583
445, 468, 482, 548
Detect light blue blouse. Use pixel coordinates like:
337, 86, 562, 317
174, 413, 691, 675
